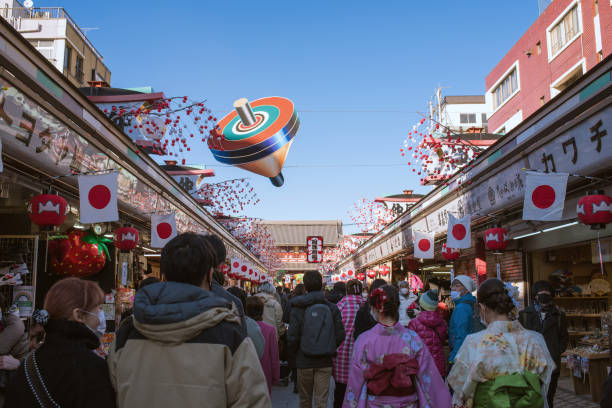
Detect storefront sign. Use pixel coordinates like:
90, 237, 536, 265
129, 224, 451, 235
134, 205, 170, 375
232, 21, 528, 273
12, 285, 34, 317
121, 262, 128, 286
339, 104, 612, 269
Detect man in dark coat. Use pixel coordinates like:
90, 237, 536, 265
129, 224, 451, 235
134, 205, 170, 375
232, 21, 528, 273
288, 271, 345, 408
519, 280, 568, 408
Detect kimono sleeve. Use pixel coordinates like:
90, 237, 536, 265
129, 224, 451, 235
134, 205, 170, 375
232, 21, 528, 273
342, 338, 368, 408
447, 334, 477, 408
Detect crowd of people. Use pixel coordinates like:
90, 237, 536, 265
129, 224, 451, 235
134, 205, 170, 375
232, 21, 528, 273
0, 231, 610, 407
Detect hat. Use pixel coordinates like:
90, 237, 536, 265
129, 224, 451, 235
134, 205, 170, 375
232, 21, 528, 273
419, 290, 439, 311
453, 275, 476, 293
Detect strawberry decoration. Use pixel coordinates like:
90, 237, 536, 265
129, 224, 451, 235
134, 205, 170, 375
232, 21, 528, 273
48, 229, 110, 277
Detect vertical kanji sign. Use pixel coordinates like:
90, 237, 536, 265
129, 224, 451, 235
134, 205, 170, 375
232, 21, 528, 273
307, 236, 323, 263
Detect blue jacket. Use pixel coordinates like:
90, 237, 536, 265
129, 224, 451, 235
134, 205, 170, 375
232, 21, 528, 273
449, 292, 475, 363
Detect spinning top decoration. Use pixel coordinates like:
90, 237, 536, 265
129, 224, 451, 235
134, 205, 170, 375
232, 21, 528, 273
208, 97, 299, 187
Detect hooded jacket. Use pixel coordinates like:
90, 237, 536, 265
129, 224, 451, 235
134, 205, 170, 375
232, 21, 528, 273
255, 292, 285, 337
407, 310, 448, 376
108, 281, 270, 408
287, 291, 345, 369
449, 292, 475, 364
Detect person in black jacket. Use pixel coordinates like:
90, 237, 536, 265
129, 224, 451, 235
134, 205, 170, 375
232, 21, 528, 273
5, 277, 116, 408
518, 280, 568, 408
353, 278, 388, 340
288, 271, 345, 408
326, 282, 346, 304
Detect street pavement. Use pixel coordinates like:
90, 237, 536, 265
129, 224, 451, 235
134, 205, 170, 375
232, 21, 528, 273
271, 378, 601, 407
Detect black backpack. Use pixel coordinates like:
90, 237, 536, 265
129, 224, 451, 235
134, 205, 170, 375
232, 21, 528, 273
300, 302, 336, 357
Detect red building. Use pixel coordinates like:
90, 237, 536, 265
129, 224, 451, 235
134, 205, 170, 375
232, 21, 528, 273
486, 0, 612, 133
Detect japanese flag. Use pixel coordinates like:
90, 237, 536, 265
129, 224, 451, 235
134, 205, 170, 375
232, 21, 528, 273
151, 212, 177, 248
446, 214, 471, 249
413, 230, 434, 259
523, 172, 568, 221
78, 172, 118, 223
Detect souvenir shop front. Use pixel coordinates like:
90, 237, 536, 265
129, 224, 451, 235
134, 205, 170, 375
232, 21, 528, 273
0, 20, 267, 355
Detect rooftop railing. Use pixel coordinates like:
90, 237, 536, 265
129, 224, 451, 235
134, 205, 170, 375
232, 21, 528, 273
0, 7, 105, 62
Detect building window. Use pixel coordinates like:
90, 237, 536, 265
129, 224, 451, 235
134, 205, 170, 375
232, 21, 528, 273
459, 113, 476, 124
63, 46, 72, 71
549, 4, 580, 57
75, 55, 84, 84
536, 41, 541, 55
28, 40, 55, 62
481, 113, 488, 124
493, 68, 518, 109
540, 96, 545, 106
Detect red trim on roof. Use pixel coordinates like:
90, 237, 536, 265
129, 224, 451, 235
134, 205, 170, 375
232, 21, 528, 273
431, 138, 496, 146
86, 92, 166, 103
374, 197, 420, 203
166, 169, 215, 176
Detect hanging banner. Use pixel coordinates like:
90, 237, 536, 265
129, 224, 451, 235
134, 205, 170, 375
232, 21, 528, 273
151, 212, 177, 248
446, 214, 471, 249
413, 230, 434, 259
307, 236, 324, 263
78, 172, 119, 224
522, 172, 568, 221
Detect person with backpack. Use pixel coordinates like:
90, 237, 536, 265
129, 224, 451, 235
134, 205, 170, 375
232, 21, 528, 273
407, 290, 448, 377
287, 271, 345, 408
343, 285, 451, 408
448, 278, 554, 408
108, 233, 270, 408
518, 280, 568, 408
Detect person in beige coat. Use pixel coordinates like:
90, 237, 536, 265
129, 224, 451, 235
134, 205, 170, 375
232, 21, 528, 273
256, 283, 285, 337
108, 233, 270, 408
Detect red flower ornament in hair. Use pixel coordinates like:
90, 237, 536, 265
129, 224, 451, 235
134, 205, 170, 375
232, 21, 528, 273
370, 288, 389, 311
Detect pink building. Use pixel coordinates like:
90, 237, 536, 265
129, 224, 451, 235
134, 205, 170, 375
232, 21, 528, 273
486, 0, 612, 133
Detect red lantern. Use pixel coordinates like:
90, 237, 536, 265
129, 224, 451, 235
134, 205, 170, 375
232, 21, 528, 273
114, 226, 139, 251
484, 227, 509, 251
28, 194, 69, 227
577, 192, 612, 229
220, 264, 230, 275
442, 244, 460, 260
357, 272, 365, 281
379, 265, 390, 276
367, 270, 376, 279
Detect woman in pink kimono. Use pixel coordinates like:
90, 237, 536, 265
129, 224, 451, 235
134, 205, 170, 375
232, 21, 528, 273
246, 296, 280, 395
343, 285, 451, 408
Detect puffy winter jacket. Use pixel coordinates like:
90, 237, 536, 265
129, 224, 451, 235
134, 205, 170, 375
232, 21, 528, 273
255, 292, 285, 337
287, 291, 345, 369
108, 281, 270, 408
407, 310, 448, 376
449, 292, 475, 364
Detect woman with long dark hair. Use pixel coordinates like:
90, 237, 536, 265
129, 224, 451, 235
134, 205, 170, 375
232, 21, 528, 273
343, 285, 450, 408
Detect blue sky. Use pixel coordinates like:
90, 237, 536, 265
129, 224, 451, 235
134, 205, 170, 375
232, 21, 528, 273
42, 0, 540, 233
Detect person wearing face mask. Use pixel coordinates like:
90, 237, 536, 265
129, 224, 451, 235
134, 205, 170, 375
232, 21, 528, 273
448, 275, 476, 367
5, 277, 116, 408
518, 280, 568, 408
448, 278, 554, 408
398, 281, 418, 327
